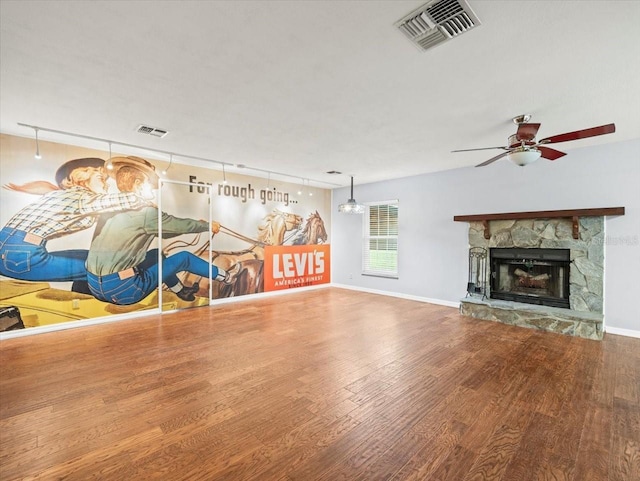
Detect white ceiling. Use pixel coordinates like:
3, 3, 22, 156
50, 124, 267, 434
1, 0, 639, 188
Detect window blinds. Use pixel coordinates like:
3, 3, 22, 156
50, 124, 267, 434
362, 200, 398, 278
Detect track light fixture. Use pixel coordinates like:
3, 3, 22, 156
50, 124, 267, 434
338, 176, 365, 214
34, 128, 42, 159
299, 178, 313, 196
106, 142, 114, 170
222, 164, 227, 184
162, 154, 173, 176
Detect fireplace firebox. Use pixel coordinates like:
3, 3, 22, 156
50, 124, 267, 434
490, 248, 570, 309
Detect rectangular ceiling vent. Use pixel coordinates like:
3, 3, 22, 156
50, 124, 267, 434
395, 0, 481, 51
136, 124, 169, 138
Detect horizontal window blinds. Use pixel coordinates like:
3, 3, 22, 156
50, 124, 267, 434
363, 201, 398, 278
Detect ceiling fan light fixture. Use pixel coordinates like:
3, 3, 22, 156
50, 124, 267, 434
455, 115, 615, 167
507, 147, 541, 167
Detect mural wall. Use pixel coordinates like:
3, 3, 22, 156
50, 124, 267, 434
0, 134, 331, 333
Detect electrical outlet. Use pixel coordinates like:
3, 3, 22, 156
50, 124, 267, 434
72, 299, 80, 310
349, 273, 353, 279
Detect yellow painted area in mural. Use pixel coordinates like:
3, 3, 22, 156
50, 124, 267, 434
0, 280, 208, 328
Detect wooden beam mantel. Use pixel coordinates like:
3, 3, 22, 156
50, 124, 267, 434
454, 207, 625, 240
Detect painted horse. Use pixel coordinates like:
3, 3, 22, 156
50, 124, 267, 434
257, 209, 303, 246
292, 211, 328, 245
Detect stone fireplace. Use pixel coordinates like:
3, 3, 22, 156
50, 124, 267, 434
454, 208, 625, 340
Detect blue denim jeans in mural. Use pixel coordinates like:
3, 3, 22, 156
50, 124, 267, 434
86, 249, 220, 305
0, 227, 88, 282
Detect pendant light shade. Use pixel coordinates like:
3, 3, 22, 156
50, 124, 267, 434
338, 176, 365, 214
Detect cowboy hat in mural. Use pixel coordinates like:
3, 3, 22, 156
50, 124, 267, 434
54, 157, 106, 188
108, 156, 159, 188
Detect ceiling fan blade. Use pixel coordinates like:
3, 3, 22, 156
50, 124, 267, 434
516, 123, 541, 141
475, 151, 509, 167
538, 146, 567, 161
452, 146, 508, 153
539, 123, 615, 144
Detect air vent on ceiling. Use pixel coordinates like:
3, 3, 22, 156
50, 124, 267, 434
395, 0, 481, 51
136, 124, 169, 138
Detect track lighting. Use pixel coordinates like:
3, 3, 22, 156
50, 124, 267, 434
17, 123, 343, 189
18, 123, 234, 175
34, 128, 42, 159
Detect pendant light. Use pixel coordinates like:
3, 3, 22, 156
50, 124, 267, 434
338, 176, 365, 214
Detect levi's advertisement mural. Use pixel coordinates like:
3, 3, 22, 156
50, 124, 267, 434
0, 134, 330, 333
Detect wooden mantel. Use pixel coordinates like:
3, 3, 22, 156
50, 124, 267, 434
454, 207, 625, 240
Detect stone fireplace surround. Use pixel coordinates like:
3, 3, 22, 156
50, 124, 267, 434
455, 208, 625, 340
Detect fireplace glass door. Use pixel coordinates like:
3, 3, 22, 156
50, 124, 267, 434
490, 248, 570, 309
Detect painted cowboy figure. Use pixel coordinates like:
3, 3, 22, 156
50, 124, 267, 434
85, 156, 240, 305
0, 158, 150, 285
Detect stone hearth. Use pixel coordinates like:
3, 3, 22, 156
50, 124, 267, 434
461, 297, 603, 340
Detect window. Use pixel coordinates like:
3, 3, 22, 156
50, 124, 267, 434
362, 200, 398, 278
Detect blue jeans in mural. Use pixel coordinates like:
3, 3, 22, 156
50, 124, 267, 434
86, 249, 220, 305
0, 227, 88, 282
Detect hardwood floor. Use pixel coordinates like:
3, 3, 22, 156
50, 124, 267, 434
1, 287, 638, 480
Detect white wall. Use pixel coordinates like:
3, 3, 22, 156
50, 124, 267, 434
331, 139, 640, 333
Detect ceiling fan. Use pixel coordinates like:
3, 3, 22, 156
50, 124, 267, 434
452, 115, 616, 167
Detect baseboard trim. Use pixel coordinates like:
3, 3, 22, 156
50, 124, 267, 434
0, 308, 161, 340
331, 285, 640, 339
605, 326, 640, 339
331, 283, 460, 308
209, 283, 330, 306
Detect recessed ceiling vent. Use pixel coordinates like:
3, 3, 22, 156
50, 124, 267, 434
136, 124, 169, 138
395, 0, 481, 51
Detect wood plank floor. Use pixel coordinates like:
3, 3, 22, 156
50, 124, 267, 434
1, 287, 638, 481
